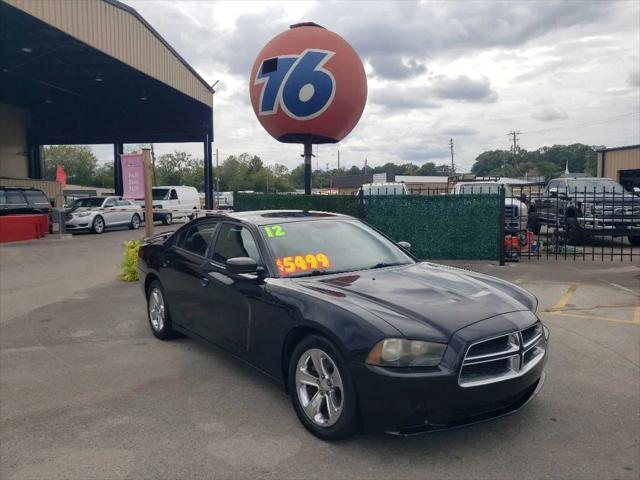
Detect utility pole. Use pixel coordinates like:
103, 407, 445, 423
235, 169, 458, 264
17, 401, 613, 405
337, 149, 340, 171
508, 130, 522, 176
449, 138, 455, 174
214, 148, 219, 209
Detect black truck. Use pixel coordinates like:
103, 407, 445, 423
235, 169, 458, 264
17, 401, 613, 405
528, 177, 640, 246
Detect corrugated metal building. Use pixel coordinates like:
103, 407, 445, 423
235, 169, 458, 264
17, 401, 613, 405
597, 144, 640, 192
0, 0, 217, 207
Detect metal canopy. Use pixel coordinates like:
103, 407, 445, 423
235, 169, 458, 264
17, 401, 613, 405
0, 1, 215, 207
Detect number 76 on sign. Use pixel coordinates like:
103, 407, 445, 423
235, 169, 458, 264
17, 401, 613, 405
254, 49, 336, 120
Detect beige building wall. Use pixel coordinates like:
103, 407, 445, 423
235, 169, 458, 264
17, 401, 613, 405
0, 103, 31, 179
597, 147, 640, 180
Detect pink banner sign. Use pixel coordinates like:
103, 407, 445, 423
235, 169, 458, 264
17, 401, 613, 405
120, 154, 145, 199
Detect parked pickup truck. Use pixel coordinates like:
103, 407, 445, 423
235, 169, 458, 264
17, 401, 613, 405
451, 181, 527, 234
528, 177, 640, 246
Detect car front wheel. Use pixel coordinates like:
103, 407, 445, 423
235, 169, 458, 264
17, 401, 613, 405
91, 215, 105, 234
288, 335, 360, 440
129, 213, 140, 230
162, 213, 172, 225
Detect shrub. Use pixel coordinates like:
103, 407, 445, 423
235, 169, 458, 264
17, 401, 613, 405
120, 239, 142, 281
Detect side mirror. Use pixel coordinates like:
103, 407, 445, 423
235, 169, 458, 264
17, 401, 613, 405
398, 241, 412, 251
226, 257, 258, 274
549, 187, 558, 197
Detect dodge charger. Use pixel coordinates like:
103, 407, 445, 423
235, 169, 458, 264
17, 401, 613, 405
137, 210, 548, 440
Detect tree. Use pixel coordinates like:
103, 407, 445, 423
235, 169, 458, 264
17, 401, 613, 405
43, 145, 98, 186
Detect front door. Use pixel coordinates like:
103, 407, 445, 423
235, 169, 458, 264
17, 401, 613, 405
189, 223, 264, 354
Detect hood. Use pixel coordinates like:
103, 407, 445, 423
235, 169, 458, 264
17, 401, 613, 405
294, 263, 535, 342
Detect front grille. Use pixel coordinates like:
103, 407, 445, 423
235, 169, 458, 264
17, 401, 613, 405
459, 322, 546, 388
505, 205, 518, 218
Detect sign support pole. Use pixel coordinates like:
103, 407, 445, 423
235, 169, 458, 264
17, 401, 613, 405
303, 140, 313, 195
142, 147, 154, 238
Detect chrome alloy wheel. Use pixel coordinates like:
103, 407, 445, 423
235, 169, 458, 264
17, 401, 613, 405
295, 348, 344, 427
93, 216, 104, 233
148, 288, 165, 332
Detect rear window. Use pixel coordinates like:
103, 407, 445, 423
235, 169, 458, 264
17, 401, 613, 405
24, 190, 50, 206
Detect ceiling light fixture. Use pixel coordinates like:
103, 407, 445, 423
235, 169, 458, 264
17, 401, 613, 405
139, 91, 148, 101
44, 96, 53, 104
21, 47, 33, 53
94, 72, 104, 82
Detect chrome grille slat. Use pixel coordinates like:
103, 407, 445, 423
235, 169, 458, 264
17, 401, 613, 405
459, 322, 546, 388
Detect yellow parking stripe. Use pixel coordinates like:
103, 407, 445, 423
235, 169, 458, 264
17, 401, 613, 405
547, 311, 640, 326
547, 284, 578, 312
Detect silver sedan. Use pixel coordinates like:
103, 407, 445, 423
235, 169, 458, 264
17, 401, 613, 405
65, 196, 142, 234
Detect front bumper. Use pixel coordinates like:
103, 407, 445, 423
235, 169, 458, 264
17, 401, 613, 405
64, 215, 92, 231
578, 217, 640, 236
352, 314, 547, 435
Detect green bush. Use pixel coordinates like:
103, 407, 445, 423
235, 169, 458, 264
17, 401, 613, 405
120, 240, 142, 281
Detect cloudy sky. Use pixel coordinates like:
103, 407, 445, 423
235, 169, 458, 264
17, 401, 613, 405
99, 0, 640, 172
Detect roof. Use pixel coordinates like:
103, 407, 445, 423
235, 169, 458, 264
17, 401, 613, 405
596, 144, 640, 153
332, 174, 374, 188
5, 0, 212, 107
222, 210, 351, 226
395, 175, 449, 184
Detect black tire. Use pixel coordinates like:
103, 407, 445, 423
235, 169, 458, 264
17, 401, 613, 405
162, 213, 172, 225
527, 214, 541, 235
565, 217, 584, 245
146, 280, 178, 340
629, 236, 640, 247
288, 334, 360, 441
128, 213, 141, 230
91, 215, 105, 234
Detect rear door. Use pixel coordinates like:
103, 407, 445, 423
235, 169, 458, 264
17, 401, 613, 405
160, 220, 219, 333
101, 197, 120, 225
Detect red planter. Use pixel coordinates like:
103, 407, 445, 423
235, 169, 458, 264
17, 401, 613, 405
0, 214, 49, 243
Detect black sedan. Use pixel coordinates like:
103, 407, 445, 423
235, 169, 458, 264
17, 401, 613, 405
137, 210, 548, 440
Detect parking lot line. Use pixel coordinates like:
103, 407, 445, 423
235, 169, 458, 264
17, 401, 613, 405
547, 284, 577, 312
547, 311, 640, 325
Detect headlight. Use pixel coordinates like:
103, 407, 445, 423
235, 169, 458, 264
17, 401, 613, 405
75, 211, 92, 217
366, 339, 446, 367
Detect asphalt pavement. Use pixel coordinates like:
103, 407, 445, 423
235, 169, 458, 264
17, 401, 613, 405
1, 225, 639, 479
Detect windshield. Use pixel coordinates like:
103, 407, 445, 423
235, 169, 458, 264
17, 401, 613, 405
458, 184, 512, 196
71, 198, 104, 208
567, 179, 624, 193
152, 188, 169, 200
262, 219, 414, 277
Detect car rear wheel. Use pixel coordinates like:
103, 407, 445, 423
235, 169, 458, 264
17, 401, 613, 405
129, 213, 140, 230
146, 280, 178, 340
91, 215, 105, 234
288, 335, 360, 440
162, 213, 172, 225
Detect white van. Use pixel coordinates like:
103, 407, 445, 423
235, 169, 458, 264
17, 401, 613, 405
139, 186, 200, 225
358, 182, 408, 196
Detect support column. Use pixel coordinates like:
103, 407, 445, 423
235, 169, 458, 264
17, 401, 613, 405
113, 143, 124, 196
27, 132, 43, 179
303, 140, 313, 195
204, 134, 213, 209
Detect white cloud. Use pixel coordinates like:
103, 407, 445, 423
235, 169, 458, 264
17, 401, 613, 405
105, 0, 640, 173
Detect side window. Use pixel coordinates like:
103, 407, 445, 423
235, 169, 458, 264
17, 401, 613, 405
24, 190, 49, 206
211, 224, 261, 264
6, 191, 27, 205
178, 222, 217, 257
170, 189, 178, 200
0, 191, 7, 205
104, 198, 115, 207
116, 199, 130, 206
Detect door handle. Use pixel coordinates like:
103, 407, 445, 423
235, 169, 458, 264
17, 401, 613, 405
200, 277, 210, 287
